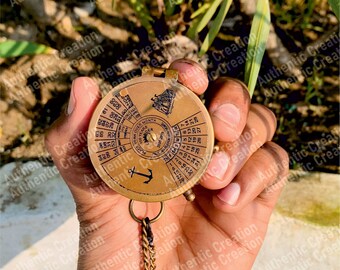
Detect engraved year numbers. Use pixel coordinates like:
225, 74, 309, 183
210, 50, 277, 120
98, 151, 110, 161
96, 131, 103, 138
183, 127, 201, 135
98, 119, 114, 129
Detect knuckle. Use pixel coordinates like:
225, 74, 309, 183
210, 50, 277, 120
252, 104, 277, 123
250, 104, 277, 138
263, 141, 289, 171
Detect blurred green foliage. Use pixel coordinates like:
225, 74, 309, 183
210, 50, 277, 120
0, 40, 54, 58
245, 0, 271, 97
328, 0, 339, 19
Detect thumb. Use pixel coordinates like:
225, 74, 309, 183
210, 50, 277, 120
45, 77, 108, 201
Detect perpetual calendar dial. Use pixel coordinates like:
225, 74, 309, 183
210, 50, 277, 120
88, 74, 214, 202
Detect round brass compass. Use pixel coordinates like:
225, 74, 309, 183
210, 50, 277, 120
88, 67, 214, 202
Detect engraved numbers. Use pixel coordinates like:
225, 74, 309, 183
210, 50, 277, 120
163, 111, 208, 185
98, 119, 115, 129
95, 93, 138, 165
98, 151, 110, 161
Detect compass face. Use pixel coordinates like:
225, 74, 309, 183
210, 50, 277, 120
88, 77, 214, 202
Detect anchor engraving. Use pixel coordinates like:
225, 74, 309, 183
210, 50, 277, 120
128, 166, 153, 184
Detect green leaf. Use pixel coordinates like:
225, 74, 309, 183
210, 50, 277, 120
196, 0, 223, 34
244, 0, 271, 97
128, 0, 154, 37
164, 0, 184, 16
198, 0, 232, 57
191, 3, 211, 19
187, 2, 210, 39
164, 0, 176, 16
328, 0, 340, 20
112, 0, 117, 10
187, 16, 204, 39
0, 40, 55, 58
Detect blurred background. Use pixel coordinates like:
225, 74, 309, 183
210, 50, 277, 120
0, 0, 339, 172
0, 0, 339, 269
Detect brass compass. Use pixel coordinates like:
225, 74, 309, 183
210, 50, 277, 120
88, 67, 214, 202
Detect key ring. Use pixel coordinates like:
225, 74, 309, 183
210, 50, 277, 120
129, 200, 164, 224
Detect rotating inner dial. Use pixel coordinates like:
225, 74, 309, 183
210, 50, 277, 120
88, 77, 214, 202
131, 115, 173, 160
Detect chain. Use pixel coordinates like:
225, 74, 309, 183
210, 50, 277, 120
142, 217, 156, 270
129, 200, 164, 270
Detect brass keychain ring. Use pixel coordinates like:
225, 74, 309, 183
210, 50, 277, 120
129, 200, 164, 224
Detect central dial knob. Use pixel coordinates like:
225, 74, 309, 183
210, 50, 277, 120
145, 131, 157, 142
130, 115, 174, 160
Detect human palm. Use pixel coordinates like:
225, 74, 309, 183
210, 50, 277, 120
74, 188, 274, 269
46, 59, 288, 270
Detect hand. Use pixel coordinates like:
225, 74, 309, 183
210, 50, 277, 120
45, 59, 288, 270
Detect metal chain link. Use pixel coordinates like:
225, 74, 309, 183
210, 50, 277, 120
142, 218, 156, 270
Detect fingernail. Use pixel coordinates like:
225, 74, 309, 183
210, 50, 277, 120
217, 182, 240, 206
206, 151, 229, 180
212, 103, 240, 129
67, 80, 76, 115
179, 58, 206, 72
171, 59, 207, 78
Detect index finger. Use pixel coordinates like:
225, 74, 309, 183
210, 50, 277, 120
207, 78, 251, 142
169, 58, 209, 95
